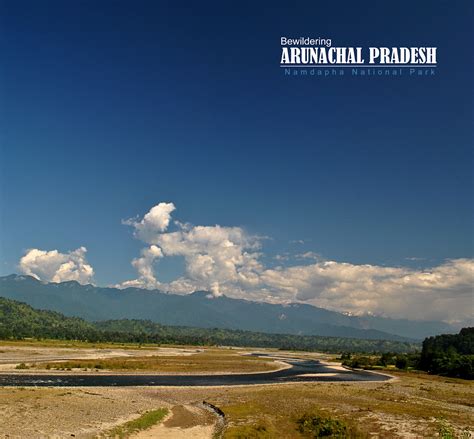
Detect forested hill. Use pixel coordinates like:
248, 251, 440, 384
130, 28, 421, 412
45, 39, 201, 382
0, 297, 419, 353
0, 296, 98, 340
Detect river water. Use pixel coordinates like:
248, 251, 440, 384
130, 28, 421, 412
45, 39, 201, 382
0, 357, 390, 387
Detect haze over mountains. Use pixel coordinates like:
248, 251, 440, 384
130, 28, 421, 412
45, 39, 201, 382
0, 274, 456, 341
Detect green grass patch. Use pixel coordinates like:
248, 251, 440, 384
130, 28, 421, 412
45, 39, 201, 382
104, 408, 168, 438
437, 418, 471, 439
224, 423, 276, 438
296, 412, 366, 438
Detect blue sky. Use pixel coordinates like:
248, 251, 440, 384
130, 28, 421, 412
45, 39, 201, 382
0, 1, 473, 321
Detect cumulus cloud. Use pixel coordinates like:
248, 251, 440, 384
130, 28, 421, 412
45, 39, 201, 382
123, 202, 175, 242
156, 226, 262, 289
119, 202, 474, 323
19, 247, 94, 284
119, 245, 163, 290
120, 203, 264, 296
260, 259, 474, 323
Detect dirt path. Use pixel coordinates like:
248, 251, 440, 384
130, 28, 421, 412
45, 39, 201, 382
131, 405, 216, 439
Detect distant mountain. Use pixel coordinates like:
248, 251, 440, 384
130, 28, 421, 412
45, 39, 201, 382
0, 274, 455, 340
0, 297, 420, 353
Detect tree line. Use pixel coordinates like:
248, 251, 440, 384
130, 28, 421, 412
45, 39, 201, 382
342, 327, 473, 379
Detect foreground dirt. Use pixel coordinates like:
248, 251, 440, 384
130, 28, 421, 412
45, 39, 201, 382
0, 371, 472, 438
0, 387, 170, 438
0, 345, 472, 438
0, 387, 222, 439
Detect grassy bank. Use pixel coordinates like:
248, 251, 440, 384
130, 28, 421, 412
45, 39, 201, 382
210, 371, 473, 438
27, 349, 281, 373
102, 408, 168, 438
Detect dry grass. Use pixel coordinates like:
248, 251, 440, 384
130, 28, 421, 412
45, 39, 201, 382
0, 338, 159, 350
32, 349, 280, 373
205, 371, 474, 438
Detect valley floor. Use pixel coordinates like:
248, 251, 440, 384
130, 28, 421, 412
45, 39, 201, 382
0, 342, 472, 438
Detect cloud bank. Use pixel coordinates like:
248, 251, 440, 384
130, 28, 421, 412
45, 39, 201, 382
118, 202, 474, 324
16, 202, 473, 324
19, 247, 94, 284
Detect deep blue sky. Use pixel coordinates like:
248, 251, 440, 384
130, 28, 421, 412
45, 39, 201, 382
1, 0, 472, 285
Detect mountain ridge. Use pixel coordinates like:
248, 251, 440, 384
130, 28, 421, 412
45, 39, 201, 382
0, 296, 420, 353
0, 274, 456, 340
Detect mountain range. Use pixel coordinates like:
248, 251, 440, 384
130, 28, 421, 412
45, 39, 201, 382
0, 297, 419, 353
0, 274, 456, 340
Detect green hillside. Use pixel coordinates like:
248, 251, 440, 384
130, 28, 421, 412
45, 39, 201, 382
0, 297, 419, 353
0, 296, 98, 340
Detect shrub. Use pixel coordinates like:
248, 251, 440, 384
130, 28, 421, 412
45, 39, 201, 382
15, 363, 29, 370
297, 413, 348, 437
395, 356, 408, 370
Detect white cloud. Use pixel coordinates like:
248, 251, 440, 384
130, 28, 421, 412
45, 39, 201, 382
119, 202, 474, 323
19, 247, 94, 284
274, 253, 290, 262
123, 202, 175, 242
119, 245, 163, 290
120, 204, 263, 296
260, 259, 474, 323
296, 251, 322, 261
156, 225, 262, 289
